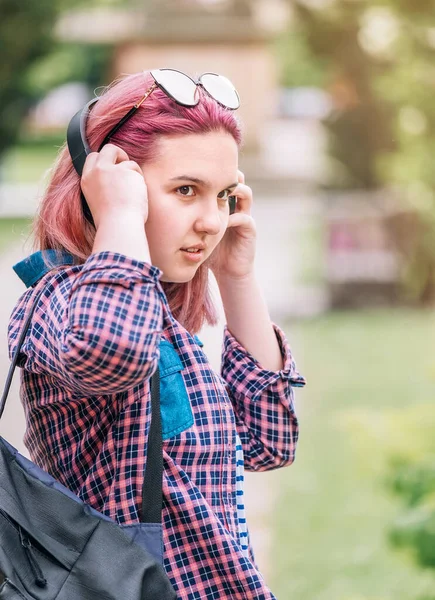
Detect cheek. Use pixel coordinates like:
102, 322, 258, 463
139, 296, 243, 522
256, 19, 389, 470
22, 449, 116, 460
145, 211, 172, 256
146, 193, 173, 232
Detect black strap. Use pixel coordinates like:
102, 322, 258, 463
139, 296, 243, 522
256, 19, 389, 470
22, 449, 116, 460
142, 368, 163, 523
0, 285, 45, 421
0, 282, 163, 524
66, 98, 98, 227
66, 98, 98, 177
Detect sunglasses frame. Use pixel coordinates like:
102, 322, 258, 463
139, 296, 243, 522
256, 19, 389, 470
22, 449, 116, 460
98, 69, 240, 149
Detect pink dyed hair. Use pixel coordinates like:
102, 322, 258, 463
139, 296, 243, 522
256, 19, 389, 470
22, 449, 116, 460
33, 70, 243, 334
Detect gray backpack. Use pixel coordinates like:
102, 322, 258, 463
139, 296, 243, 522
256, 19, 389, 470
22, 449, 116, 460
0, 283, 176, 599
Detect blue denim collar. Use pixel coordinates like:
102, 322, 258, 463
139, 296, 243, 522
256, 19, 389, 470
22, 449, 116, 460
13, 250, 75, 288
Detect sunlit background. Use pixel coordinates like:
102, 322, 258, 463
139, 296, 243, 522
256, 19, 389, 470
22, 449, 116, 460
1, 0, 435, 598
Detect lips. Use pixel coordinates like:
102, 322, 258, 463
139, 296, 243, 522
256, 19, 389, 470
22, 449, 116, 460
180, 244, 206, 252
180, 246, 205, 263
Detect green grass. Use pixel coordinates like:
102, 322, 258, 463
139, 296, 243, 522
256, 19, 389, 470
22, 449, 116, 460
272, 309, 435, 600
0, 218, 32, 252
1, 143, 61, 183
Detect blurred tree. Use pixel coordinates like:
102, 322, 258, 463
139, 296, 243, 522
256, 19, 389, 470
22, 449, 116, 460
0, 0, 68, 159
289, 0, 396, 189
374, 0, 435, 304
280, 0, 435, 304
344, 404, 435, 593
24, 43, 111, 103
274, 26, 328, 89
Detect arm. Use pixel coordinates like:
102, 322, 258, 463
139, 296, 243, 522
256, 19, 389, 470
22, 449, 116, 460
211, 170, 305, 470
221, 321, 305, 472
9, 145, 163, 397
217, 273, 282, 371
211, 169, 286, 371
8, 251, 164, 397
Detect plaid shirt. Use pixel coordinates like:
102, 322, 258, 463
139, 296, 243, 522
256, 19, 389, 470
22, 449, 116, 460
8, 251, 305, 599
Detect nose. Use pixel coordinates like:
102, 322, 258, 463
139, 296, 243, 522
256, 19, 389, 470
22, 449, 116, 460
193, 198, 223, 236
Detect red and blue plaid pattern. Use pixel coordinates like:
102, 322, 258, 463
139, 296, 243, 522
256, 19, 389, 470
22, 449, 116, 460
8, 251, 305, 599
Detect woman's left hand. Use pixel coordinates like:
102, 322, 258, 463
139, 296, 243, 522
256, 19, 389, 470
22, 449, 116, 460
210, 170, 256, 283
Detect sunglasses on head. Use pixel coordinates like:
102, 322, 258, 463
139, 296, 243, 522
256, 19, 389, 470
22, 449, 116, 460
67, 68, 240, 226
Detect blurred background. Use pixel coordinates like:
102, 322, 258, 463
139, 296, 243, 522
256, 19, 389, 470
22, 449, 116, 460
1, 0, 435, 598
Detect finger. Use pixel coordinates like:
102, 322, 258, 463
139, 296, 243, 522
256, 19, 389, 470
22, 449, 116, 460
82, 151, 99, 175
226, 212, 255, 231
231, 182, 253, 214
98, 143, 130, 164
118, 160, 145, 177
237, 170, 245, 185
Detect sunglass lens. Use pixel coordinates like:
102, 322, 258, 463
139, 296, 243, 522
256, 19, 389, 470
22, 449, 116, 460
199, 73, 240, 110
152, 69, 198, 106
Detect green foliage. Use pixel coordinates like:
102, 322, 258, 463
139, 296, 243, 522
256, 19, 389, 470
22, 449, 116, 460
0, 0, 112, 164
389, 497, 435, 569
388, 454, 435, 570
278, 0, 435, 191
288, 0, 396, 189
273, 28, 328, 88
24, 44, 112, 100
0, 0, 66, 160
388, 461, 435, 507
341, 402, 435, 578
278, 0, 435, 302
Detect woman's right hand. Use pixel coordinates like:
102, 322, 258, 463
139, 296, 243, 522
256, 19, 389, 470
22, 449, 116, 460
81, 144, 148, 229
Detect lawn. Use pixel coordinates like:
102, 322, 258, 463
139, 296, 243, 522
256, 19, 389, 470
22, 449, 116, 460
271, 309, 435, 599
0, 218, 32, 253
1, 140, 61, 183
0, 142, 57, 251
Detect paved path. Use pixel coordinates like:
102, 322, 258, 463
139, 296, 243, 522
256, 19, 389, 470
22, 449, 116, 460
0, 241, 32, 454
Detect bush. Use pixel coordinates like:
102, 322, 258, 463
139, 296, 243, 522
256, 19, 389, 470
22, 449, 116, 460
389, 497, 435, 569
340, 404, 435, 577
387, 460, 435, 507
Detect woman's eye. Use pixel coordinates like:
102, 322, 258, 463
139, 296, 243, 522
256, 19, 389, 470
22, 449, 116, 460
217, 189, 230, 201
177, 185, 195, 196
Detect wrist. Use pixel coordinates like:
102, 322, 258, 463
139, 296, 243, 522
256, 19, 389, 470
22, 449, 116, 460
92, 211, 151, 263
215, 270, 256, 291
217, 273, 259, 308
96, 209, 147, 230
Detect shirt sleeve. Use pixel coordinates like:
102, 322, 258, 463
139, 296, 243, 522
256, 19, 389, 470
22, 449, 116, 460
221, 323, 306, 472
8, 251, 165, 397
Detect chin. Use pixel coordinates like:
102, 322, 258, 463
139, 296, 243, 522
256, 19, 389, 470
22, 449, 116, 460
160, 269, 198, 284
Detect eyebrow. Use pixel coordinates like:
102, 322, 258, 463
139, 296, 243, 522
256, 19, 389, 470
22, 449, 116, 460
169, 175, 238, 190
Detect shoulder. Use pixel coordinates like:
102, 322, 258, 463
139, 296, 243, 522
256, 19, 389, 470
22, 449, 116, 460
8, 254, 84, 349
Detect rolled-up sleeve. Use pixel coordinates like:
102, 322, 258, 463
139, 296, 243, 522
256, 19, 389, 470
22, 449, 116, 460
221, 323, 306, 472
10, 251, 164, 397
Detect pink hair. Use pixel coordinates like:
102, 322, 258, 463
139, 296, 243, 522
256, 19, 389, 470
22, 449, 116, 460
33, 71, 243, 334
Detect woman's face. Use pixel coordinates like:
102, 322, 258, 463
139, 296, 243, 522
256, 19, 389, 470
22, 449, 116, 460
143, 131, 239, 282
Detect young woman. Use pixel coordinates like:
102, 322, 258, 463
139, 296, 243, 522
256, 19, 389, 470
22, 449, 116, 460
8, 69, 305, 599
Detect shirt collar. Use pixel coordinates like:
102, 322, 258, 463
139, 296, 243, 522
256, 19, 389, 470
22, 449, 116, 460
13, 250, 75, 288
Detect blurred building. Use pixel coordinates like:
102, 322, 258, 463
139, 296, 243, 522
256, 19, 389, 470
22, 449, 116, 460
54, 0, 291, 153
325, 192, 404, 308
